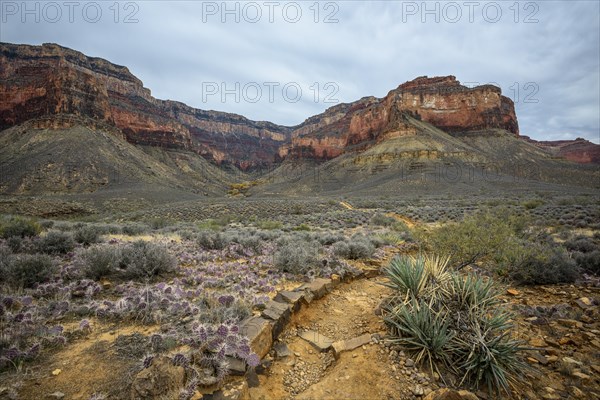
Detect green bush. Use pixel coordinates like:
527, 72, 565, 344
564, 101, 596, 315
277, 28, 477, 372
78, 245, 123, 280
77, 241, 175, 280
0, 217, 42, 239
383, 255, 527, 395
197, 230, 230, 250
509, 248, 580, 285
522, 199, 544, 210
331, 236, 375, 260
122, 223, 149, 236
347, 235, 376, 259
331, 241, 351, 258
0, 253, 56, 288
274, 238, 321, 274
120, 241, 176, 279
37, 231, 76, 254
574, 250, 600, 275
256, 220, 283, 230
370, 213, 396, 227
74, 225, 102, 245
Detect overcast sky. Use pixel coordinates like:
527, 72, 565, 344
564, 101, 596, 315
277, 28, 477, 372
1, 0, 599, 143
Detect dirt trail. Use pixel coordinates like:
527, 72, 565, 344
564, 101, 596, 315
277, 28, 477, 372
249, 276, 439, 400
339, 201, 354, 210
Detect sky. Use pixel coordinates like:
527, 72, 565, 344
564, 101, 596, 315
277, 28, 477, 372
1, 0, 599, 143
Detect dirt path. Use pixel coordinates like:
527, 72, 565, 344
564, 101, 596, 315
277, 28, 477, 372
249, 276, 439, 400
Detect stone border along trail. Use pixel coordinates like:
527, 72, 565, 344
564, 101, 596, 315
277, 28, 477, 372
203, 244, 446, 400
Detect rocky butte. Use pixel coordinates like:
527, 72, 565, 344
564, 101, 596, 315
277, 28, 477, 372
2, 42, 597, 167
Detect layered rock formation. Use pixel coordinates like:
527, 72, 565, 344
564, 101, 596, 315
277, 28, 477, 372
4, 42, 593, 171
522, 136, 600, 164
285, 76, 519, 160
0, 42, 290, 169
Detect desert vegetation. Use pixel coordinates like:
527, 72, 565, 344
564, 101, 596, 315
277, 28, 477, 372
0, 196, 598, 399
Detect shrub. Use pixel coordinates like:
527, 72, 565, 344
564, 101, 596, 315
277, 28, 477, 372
74, 225, 102, 246
149, 218, 172, 230
78, 245, 123, 280
0, 217, 41, 239
197, 231, 230, 250
274, 238, 321, 274
383, 255, 527, 395
574, 250, 600, 275
510, 248, 580, 285
522, 199, 544, 210
316, 232, 345, 246
6, 236, 34, 253
346, 235, 375, 259
370, 213, 396, 227
331, 241, 351, 258
256, 220, 283, 230
120, 241, 176, 279
0, 254, 56, 288
37, 231, 76, 254
122, 223, 149, 236
423, 210, 522, 269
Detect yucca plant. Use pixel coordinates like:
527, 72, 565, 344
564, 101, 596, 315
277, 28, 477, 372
423, 254, 451, 288
384, 298, 454, 375
452, 315, 528, 395
382, 253, 528, 396
448, 273, 500, 312
382, 256, 428, 300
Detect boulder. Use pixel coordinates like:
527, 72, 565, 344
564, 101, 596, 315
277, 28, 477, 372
131, 356, 185, 400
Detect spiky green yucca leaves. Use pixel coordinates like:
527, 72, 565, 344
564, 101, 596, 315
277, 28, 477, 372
382, 255, 451, 302
454, 314, 527, 394
383, 255, 527, 395
448, 273, 500, 312
382, 256, 428, 299
385, 298, 454, 374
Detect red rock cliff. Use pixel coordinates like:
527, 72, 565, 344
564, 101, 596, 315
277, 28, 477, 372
287, 76, 519, 160
0, 42, 291, 169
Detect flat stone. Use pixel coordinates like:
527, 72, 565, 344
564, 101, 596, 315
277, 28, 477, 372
330, 274, 341, 285
574, 297, 593, 309
506, 288, 520, 296
47, 393, 65, 399
457, 390, 479, 400
413, 385, 424, 396
226, 356, 246, 376
240, 317, 273, 359
205, 380, 249, 400
246, 370, 260, 388
295, 278, 333, 300
571, 371, 591, 380
273, 342, 291, 359
260, 301, 291, 340
528, 337, 547, 347
273, 291, 304, 312
332, 333, 372, 357
562, 357, 582, 366
298, 330, 334, 352
364, 268, 380, 278
557, 319, 583, 328
530, 352, 549, 365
